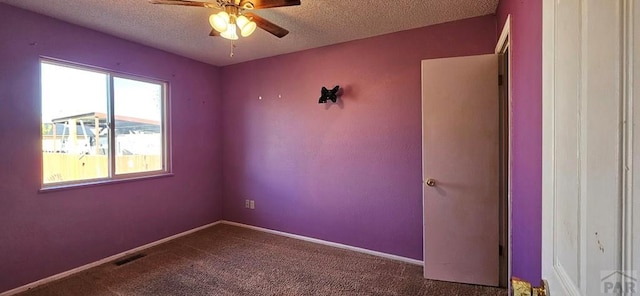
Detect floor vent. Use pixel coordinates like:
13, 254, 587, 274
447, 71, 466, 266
114, 253, 146, 266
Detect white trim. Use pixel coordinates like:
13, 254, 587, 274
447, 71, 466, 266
495, 15, 511, 54
420, 59, 428, 279
632, 0, 640, 284
542, 0, 563, 294
495, 14, 512, 290
219, 220, 423, 266
0, 221, 222, 296
622, 0, 635, 286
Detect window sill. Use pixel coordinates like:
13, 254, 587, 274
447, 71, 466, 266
38, 173, 175, 193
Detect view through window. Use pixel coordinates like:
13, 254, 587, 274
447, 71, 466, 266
41, 60, 167, 186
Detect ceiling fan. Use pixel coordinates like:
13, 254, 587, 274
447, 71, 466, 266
148, 0, 300, 40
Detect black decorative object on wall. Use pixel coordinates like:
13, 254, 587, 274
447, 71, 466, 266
318, 86, 340, 104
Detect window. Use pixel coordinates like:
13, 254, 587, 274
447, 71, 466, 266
41, 60, 169, 187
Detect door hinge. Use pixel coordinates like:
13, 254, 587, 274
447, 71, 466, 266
498, 75, 504, 86
499, 245, 504, 256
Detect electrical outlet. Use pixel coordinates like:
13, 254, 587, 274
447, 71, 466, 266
249, 200, 255, 209
245, 200, 250, 208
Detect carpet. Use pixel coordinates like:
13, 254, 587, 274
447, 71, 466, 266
16, 224, 508, 296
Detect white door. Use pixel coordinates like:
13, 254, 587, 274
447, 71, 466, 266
542, 0, 636, 295
422, 54, 499, 286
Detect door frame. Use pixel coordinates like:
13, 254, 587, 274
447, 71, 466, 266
495, 14, 512, 289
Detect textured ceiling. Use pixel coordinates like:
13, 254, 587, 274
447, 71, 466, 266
0, 0, 498, 66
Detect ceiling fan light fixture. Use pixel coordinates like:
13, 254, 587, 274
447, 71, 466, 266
236, 15, 257, 37
220, 23, 239, 40
210, 11, 229, 33
150, 0, 298, 42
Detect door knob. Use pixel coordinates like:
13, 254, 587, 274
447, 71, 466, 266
425, 178, 436, 187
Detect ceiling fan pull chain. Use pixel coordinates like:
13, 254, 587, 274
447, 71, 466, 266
230, 40, 236, 57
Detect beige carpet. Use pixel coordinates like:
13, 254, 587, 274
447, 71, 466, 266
16, 224, 507, 296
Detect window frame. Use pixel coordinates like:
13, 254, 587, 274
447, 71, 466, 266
39, 58, 172, 191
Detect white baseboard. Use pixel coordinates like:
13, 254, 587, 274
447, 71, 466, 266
2, 219, 423, 295
0, 221, 222, 296
220, 220, 423, 266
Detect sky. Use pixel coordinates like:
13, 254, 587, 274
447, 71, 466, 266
41, 62, 162, 123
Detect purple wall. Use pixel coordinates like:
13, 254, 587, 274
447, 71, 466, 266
220, 16, 497, 260
0, 4, 223, 292
0, 2, 542, 291
497, 0, 543, 284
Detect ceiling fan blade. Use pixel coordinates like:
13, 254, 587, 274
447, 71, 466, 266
148, 0, 218, 8
240, 0, 300, 9
244, 12, 289, 38
209, 29, 221, 37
